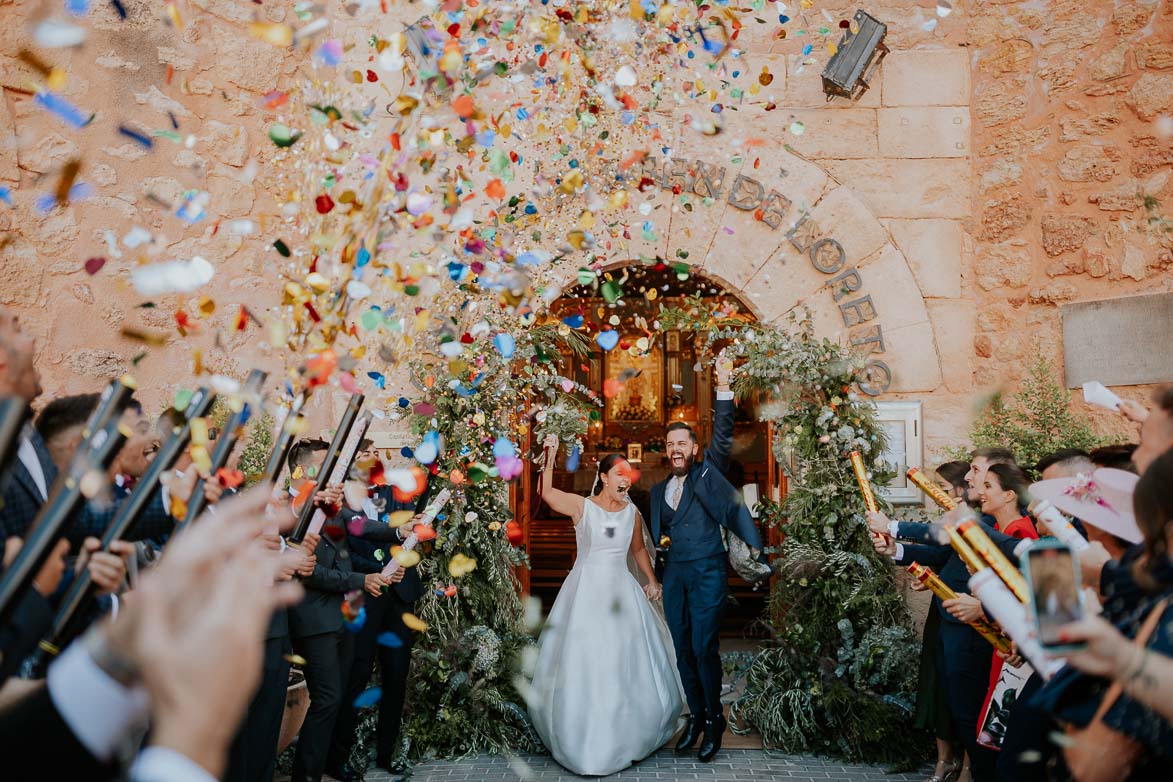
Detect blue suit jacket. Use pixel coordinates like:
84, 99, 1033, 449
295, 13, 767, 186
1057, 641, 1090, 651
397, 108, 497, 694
893, 519, 1022, 626
649, 398, 763, 562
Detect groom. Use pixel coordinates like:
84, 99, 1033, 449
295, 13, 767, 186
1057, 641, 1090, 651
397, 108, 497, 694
650, 358, 763, 763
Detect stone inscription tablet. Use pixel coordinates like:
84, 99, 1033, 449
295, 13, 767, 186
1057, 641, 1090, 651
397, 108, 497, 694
1062, 292, 1173, 388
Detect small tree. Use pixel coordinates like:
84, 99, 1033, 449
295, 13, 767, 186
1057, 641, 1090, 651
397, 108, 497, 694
960, 355, 1105, 475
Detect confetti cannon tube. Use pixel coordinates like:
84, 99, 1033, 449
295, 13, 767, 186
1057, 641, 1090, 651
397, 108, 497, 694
261, 391, 307, 486
848, 451, 878, 513
945, 524, 989, 576
907, 563, 1012, 654
288, 392, 364, 543
907, 467, 957, 511
381, 488, 453, 579
31, 388, 216, 673
959, 519, 1031, 603
969, 569, 1065, 679
306, 411, 373, 537
177, 370, 268, 529
0, 418, 129, 631
1027, 499, 1090, 553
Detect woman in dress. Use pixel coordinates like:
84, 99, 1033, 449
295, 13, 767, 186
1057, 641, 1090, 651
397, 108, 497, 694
527, 440, 684, 776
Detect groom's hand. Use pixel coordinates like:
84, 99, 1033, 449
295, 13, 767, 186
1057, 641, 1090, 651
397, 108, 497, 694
643, 582, 663, 602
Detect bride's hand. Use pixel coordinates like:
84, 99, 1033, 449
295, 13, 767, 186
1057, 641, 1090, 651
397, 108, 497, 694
542, 433, 559, 450
643, 582, 663, 602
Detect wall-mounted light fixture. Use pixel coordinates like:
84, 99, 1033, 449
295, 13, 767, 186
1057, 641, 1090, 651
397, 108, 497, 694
821, 10, 888, 102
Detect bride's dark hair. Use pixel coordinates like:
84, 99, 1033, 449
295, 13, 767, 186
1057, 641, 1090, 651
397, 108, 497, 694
592, 453, 627, 495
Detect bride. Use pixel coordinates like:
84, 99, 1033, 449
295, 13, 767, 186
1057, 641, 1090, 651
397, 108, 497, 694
527, 438, 685, 776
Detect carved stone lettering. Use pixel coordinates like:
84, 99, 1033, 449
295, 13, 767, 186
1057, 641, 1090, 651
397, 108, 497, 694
850, 324, 886, 355
693, 161, 726, 200
786, 214, 820, 253
727, 174, 764, 211
828, 267, 862, 301
857, 360, 892, 396
810, 238, 847, 274
760, 190, 791, 229
661, 159, 693, 192
839, 295, 878, 327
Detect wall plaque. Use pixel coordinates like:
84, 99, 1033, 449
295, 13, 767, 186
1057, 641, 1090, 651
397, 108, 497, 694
1061, 292, 1173, 388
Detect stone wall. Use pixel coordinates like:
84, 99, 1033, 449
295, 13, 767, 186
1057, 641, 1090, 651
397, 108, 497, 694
966, 0, 1172, 441
1, 0, 1169, 456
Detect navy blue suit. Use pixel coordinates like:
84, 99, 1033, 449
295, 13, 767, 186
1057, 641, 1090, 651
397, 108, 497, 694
650, 398, 762, 719
328, 485, 428, 769
893, 520, 1022, 782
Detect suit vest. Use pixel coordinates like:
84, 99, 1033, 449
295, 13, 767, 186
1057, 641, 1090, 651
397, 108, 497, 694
661, 488, 725, 563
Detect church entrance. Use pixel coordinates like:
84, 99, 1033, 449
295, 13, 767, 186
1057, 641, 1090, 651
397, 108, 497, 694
515, 264, 782, 638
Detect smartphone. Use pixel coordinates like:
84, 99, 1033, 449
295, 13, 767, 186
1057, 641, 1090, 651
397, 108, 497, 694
1022, 539, 1086, 651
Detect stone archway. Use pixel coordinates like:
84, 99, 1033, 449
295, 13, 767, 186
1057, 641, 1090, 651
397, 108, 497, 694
545, 145, 945, 397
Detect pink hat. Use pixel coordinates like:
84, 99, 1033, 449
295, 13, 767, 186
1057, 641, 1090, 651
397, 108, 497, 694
1030, 469, 1142, 545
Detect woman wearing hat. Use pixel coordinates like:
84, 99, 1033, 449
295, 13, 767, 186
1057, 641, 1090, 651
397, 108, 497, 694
1027, 453, 1173, 778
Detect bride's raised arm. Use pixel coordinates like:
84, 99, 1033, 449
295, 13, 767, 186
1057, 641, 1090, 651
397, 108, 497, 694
539, 434, 586, 522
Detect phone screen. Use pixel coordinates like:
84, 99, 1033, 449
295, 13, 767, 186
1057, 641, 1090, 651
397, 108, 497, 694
1027, 545, 1085, 647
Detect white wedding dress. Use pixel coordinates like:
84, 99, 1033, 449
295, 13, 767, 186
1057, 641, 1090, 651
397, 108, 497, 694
528, 499, 685, 776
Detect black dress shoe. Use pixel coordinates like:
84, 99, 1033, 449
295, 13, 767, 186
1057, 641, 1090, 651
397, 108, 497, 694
674, 712, 705, 753
697, 713, 727, 763
376, 755, 406, 774
325, 760, 365, 781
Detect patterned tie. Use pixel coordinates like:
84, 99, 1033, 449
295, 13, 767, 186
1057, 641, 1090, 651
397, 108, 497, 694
669, 476, 684, 510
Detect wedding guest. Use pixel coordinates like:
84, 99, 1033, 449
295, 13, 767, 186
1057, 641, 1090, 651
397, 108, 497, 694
915, 461, 968, 782
326, 449, 424, 780
870, 480, 1025, 782
35, 393, 101, 473
287, 440, 391, 782
1091, 444, 1139, 473
1030, 448, 1173, 778
0, 489, 304, 782
976, 464, 1036, 540
962, 447, 1016, 507
1035, 449, 1094, 481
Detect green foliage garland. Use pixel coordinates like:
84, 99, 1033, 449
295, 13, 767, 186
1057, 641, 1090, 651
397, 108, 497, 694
660, 306, 925, 764
372, 321, 594, 763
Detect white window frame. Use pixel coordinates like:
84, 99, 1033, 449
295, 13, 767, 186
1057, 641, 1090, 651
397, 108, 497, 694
874, 400, 923, 505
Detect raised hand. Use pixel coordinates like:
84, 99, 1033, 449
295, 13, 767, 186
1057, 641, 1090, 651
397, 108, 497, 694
714, 350, 733, 390
865, 510, 891, 536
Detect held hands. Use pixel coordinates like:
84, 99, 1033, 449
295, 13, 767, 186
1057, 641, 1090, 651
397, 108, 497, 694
364, 572, 391, 597
943, 593, 986, 624
76, 537, 134, 596
865, 510, 891, 537
642, 582, 663, 602
1054, 615, 1134, 677
872, 533, 896, 557
108, 488, 304, 779
1117, 399, 1149, 424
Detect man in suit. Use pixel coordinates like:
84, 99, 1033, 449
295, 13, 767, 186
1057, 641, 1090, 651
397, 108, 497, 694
326, 450, 428, 780
286, 439, 393, 782
649, 358, 761, 763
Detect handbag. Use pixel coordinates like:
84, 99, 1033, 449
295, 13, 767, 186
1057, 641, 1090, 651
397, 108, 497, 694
1062, 597, 1167, 782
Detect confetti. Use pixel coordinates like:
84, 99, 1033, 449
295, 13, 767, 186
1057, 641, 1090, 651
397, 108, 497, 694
130, 256, 214, 296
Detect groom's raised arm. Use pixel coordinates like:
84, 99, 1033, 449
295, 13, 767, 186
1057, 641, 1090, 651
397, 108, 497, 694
704, 356, 735, 475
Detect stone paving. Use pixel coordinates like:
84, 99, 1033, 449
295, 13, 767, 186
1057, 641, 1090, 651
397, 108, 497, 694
357, 750, 928, 782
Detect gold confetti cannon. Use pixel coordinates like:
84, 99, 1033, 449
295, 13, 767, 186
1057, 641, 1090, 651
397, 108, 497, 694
907, 563, 1012, 654
959, 520, 1030, 603
849, 450, 878, 513
907, 467, 957, 511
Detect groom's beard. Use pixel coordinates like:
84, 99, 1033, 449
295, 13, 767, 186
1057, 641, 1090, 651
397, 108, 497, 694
668, 453, 693, 477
